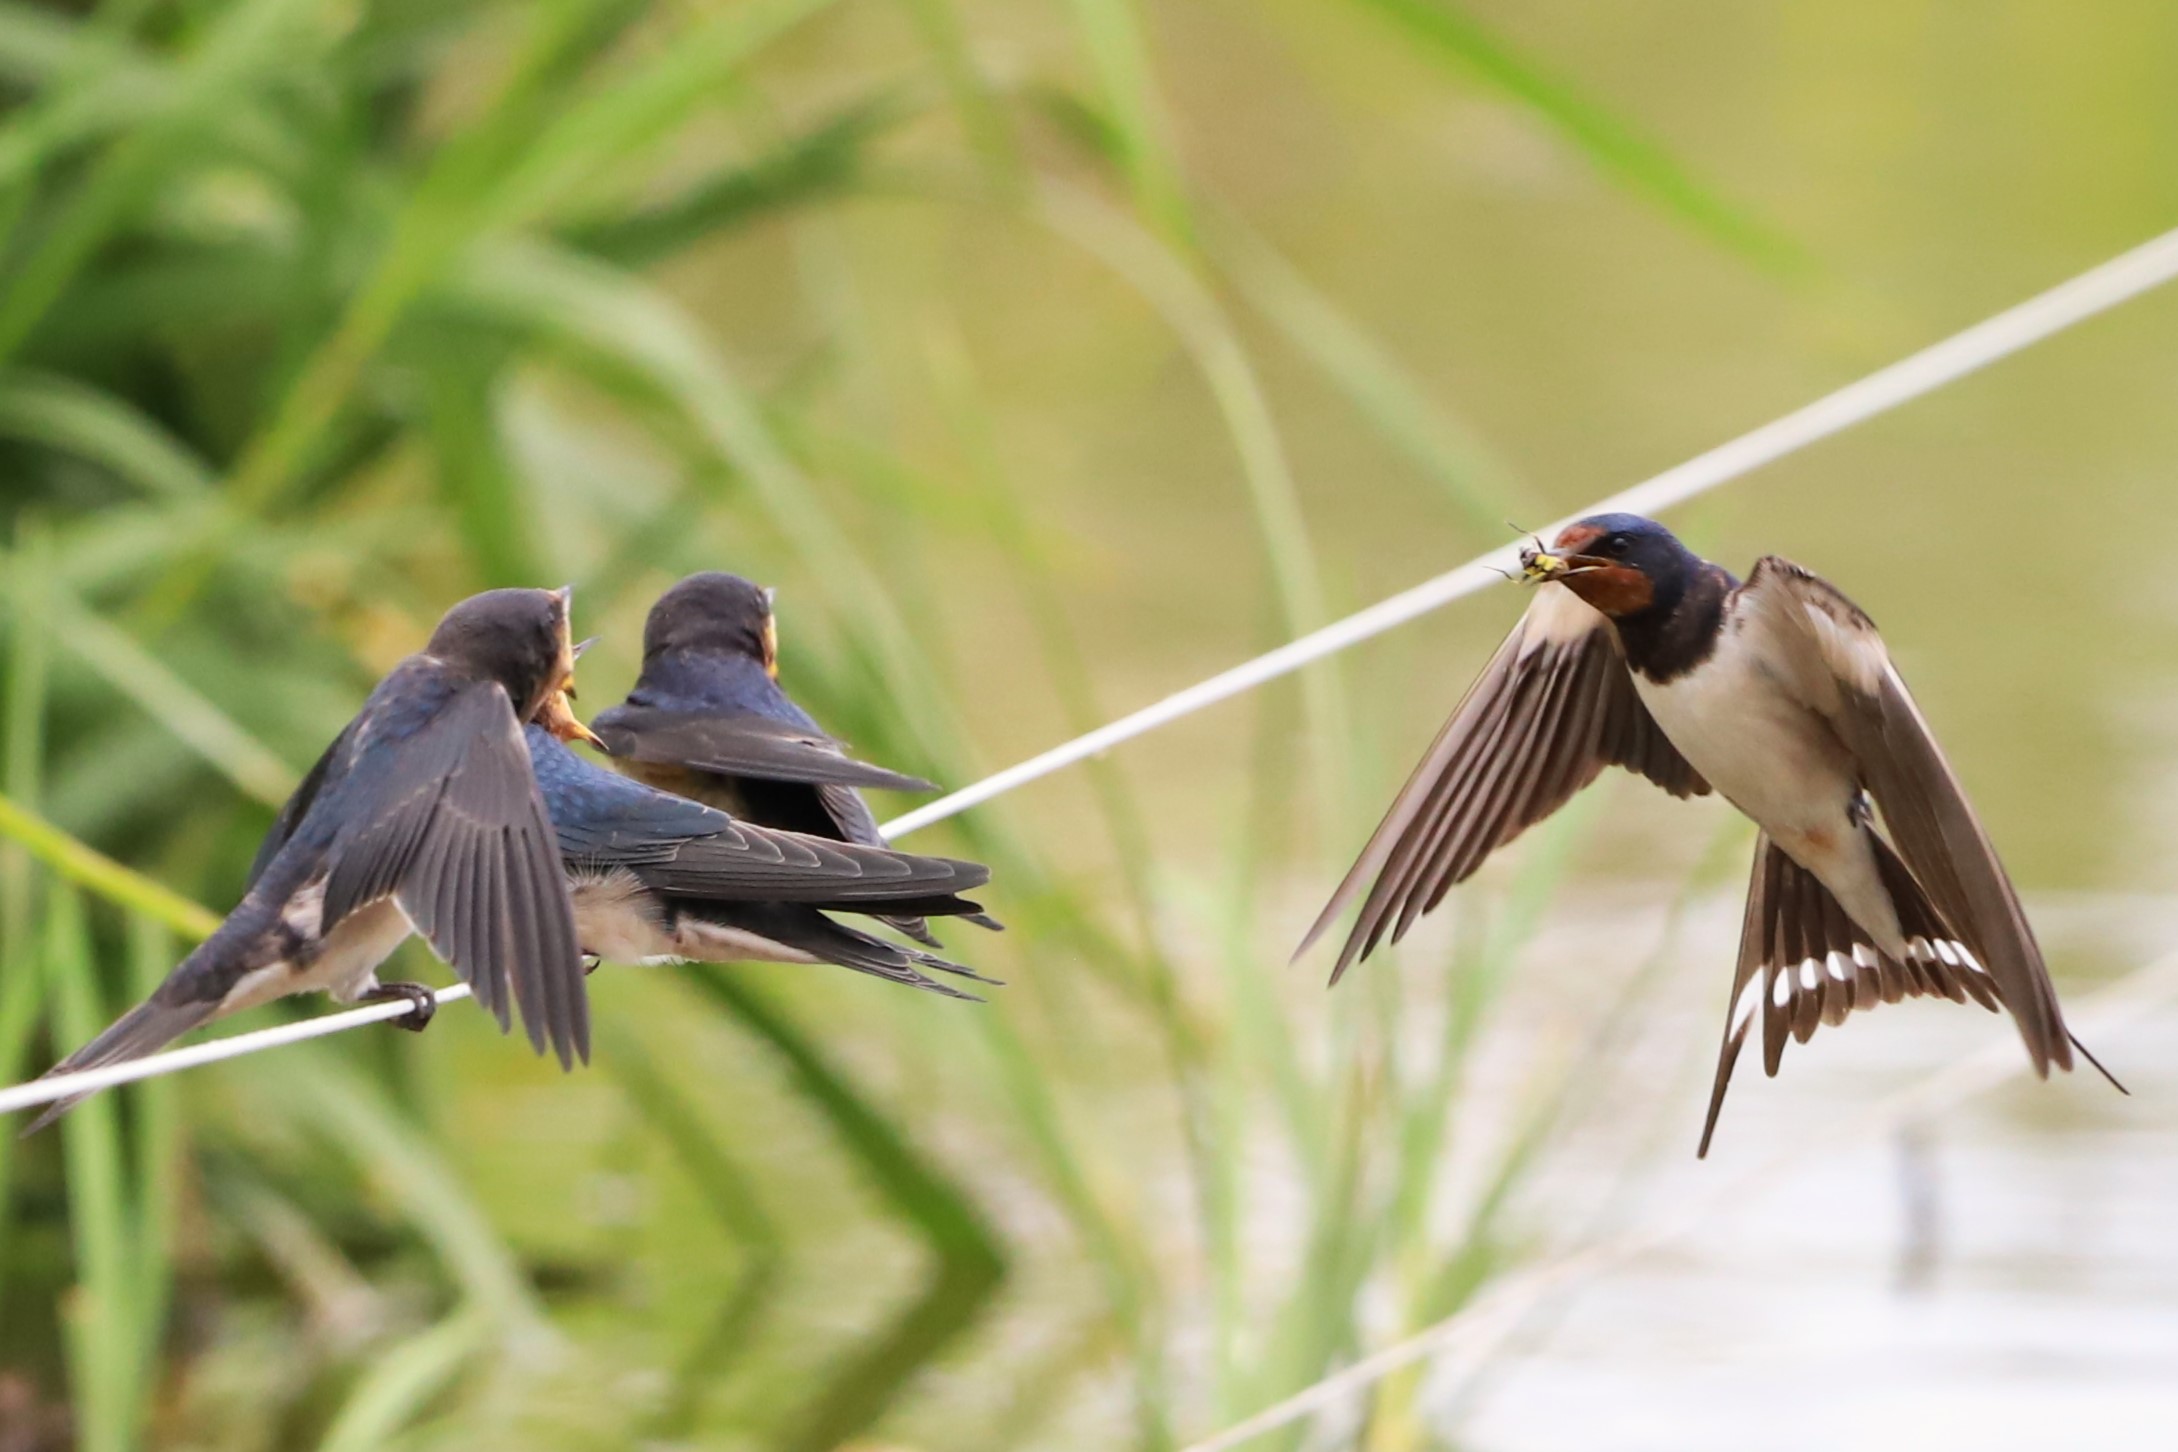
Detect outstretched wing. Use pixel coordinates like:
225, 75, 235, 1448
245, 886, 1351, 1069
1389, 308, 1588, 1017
591, 705, 934, 792
320, 668, 589, 1068
1301, 584, 1708, 983
1732, 556, 2071, 1079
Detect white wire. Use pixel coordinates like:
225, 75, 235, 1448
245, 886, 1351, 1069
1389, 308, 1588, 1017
4, 223, 2178, 1119
880, 224, 2178, 840
0, 985, 480, 1115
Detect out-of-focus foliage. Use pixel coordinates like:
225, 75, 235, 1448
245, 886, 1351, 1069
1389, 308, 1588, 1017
0, 0, 2172, 1448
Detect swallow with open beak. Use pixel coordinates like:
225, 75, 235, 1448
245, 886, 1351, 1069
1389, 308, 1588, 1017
1300, 514, 2117, 1154
30, 588, 598, 1127
592, 572, 1001, 945
526, 724, 997, 996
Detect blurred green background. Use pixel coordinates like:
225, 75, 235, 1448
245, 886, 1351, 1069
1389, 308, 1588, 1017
0, 0, 2175, 1448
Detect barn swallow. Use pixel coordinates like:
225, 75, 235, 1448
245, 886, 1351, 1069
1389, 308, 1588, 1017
526, 725, 997, 996
31, 588, 598, 1128
1300, 514, 2117, 1155
593, 571, 1001, 945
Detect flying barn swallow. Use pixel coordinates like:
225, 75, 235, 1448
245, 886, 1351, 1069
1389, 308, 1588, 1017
30, 588, 598, 1128
593, 572, 1001, 945
526, 725, 997, 996
1300, 514, 2117, 1154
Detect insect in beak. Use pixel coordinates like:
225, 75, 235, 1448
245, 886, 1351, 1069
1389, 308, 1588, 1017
1519, 547, 1569, 583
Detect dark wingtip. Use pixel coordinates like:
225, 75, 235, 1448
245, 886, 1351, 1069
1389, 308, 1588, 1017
904, 970, 984, 1002
22, 1101, 72, 1138
909, 949, 1002, 987
2067, 1030, 2127, 1095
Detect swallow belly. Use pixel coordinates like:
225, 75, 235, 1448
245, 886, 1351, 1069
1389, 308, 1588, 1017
1634, 653, 1908, 953
215, 894, 412, 1014
567, 870, 823, 967
1632, 650, 1857, 845
673, 917, 822, 966
570, 870, 683, 964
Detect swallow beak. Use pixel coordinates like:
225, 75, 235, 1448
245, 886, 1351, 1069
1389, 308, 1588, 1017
1519, 545, 1610, 583
539, 688, 606, 751
565, 637, 597, 698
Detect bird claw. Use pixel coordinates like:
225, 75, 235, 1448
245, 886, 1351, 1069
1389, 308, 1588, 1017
365, 981, 437, 1032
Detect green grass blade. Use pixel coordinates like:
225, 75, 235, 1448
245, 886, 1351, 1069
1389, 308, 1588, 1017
46, 884, 142, 1452
564, 96, 910, 269
0, 0, 324, 362
212, 0, 648, 522
315, 1303, 491, 1452
2, 516, 52, 961
483, 0, 842, 236
1062, 0, 1191, 243
419, 340, 544, 589
0, 524, 48, 1309
678, 970, 1007, 1452
1033, 181, 1349, 792
123, 914, 177, 1405
45, 586, 298, 808
1342, 0, 1803, 270
0, 790, 221, 940
602, 1020, 785, 1438
442, 237, 960, 760
251, 1055, 546, 1338
892, 0, 1019, 186
1205, 213, 1538, 538
0, 370, 214, 500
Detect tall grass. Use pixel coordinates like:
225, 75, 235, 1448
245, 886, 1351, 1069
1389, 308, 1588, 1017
0, 1, 1789, 1447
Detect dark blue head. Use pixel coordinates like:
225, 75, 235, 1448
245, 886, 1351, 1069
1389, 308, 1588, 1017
426, 586, 578, 720
1547, 514, 1702, 619
641, 571, 777, 676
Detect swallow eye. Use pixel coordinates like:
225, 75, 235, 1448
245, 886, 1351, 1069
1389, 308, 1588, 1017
1604, 535, 1631, 558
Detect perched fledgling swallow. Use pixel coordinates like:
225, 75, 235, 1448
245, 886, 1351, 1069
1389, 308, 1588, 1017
526, 725, 997, 997
593, 571, 1001, 945
1300, 514, 2117, 1155
31, 588, 598, 1128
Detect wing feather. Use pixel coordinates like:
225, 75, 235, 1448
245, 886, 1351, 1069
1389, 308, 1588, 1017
321, 679, 589, 1067
1699, 830, 2008, 1156
593, 706, 935, 792
1736, 557, 2069, 1076
527, 726, 988, 907
1302, 585, 1710, 982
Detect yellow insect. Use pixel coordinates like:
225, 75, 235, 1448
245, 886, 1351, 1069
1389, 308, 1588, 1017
1518, 546, 1568, 583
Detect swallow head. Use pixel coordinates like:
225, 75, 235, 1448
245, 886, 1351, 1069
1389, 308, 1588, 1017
1527, 513, 1698, 619
427, 586, 585, 723
641, 571, 777, 675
